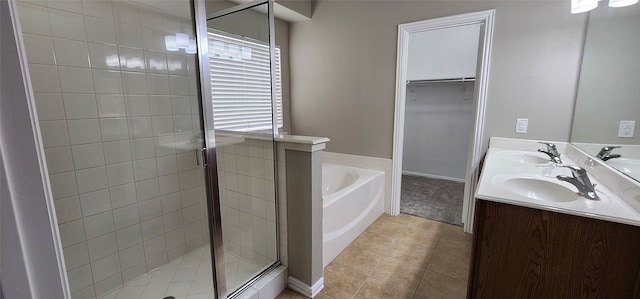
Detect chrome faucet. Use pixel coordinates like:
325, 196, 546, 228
556, 165, 599, 200
596, 146, 621, 161
538, 142, 562, 164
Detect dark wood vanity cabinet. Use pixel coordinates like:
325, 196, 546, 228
467, 199, 640, 299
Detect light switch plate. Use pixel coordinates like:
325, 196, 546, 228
515, 118, 528, 134
618, 120, 635, 138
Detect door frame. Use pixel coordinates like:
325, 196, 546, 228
391, 10, 495, 233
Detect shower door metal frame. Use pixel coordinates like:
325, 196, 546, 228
192, 0, 279, 297
193, 0, 226, 296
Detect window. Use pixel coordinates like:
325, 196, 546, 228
208, 30, 282, 132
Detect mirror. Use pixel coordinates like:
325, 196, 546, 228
570, 4, 640, 182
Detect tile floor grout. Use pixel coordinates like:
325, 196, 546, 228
277, 213, 472, 299
97, 246, 271, 299
100, 213, 471, 299
344, 227, 442, 299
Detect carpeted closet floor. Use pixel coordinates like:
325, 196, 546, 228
400, 175, 465, 226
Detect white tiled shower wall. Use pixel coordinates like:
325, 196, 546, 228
15, 0, 210, 297
216, 138, 278, 270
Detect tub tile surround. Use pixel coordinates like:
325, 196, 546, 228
15, 0, 209, 297
276, 214, 472, 299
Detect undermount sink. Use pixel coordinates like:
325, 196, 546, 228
495, 151, 552, 165
501, 177, 579, 202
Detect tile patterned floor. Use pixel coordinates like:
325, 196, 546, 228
98, 246, 267, 299
276, 213, 473, 299
98, 247, 215, 299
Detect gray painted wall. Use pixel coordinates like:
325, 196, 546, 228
403, 82, 474, 180
288, 1, 587, 159
403, 24, 478, 180
277, 0, 312, 19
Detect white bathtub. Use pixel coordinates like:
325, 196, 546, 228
322, 163, 385, 267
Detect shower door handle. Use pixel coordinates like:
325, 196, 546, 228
195, 148, 207, 167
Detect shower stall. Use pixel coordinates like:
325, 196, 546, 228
11, 0, 280, 297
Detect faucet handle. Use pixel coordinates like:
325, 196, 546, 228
602, 145, 621, 150
538, 142, 557, 150
555, 164, 598, 200
538, 142, 559, 155
538, 142, 562, 163
596, 146, 622, 160
556, 164, 586, 176
597, 145, 621, 154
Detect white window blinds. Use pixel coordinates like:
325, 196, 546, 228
208, 30, 282, 132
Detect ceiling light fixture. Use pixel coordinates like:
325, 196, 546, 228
572, 0, 638, 13
571, 0, 599, 13
608, 0, 639, 7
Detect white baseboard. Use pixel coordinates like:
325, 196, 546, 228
402, 170, 466, 183
288, 276, 324, 298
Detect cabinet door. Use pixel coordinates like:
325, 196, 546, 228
468, 200, 640, 299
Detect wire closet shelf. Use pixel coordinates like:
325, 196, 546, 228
406, 77, 475, 85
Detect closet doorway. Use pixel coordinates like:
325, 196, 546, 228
402, 76, 475, 226
391, 11, 495, 233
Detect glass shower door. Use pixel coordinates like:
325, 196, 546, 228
194, 0, 279, 297
15, 0, 216, 297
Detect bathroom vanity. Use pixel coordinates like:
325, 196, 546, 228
467, 138, 640, 298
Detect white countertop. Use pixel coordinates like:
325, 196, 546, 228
476, 145, 640, 227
